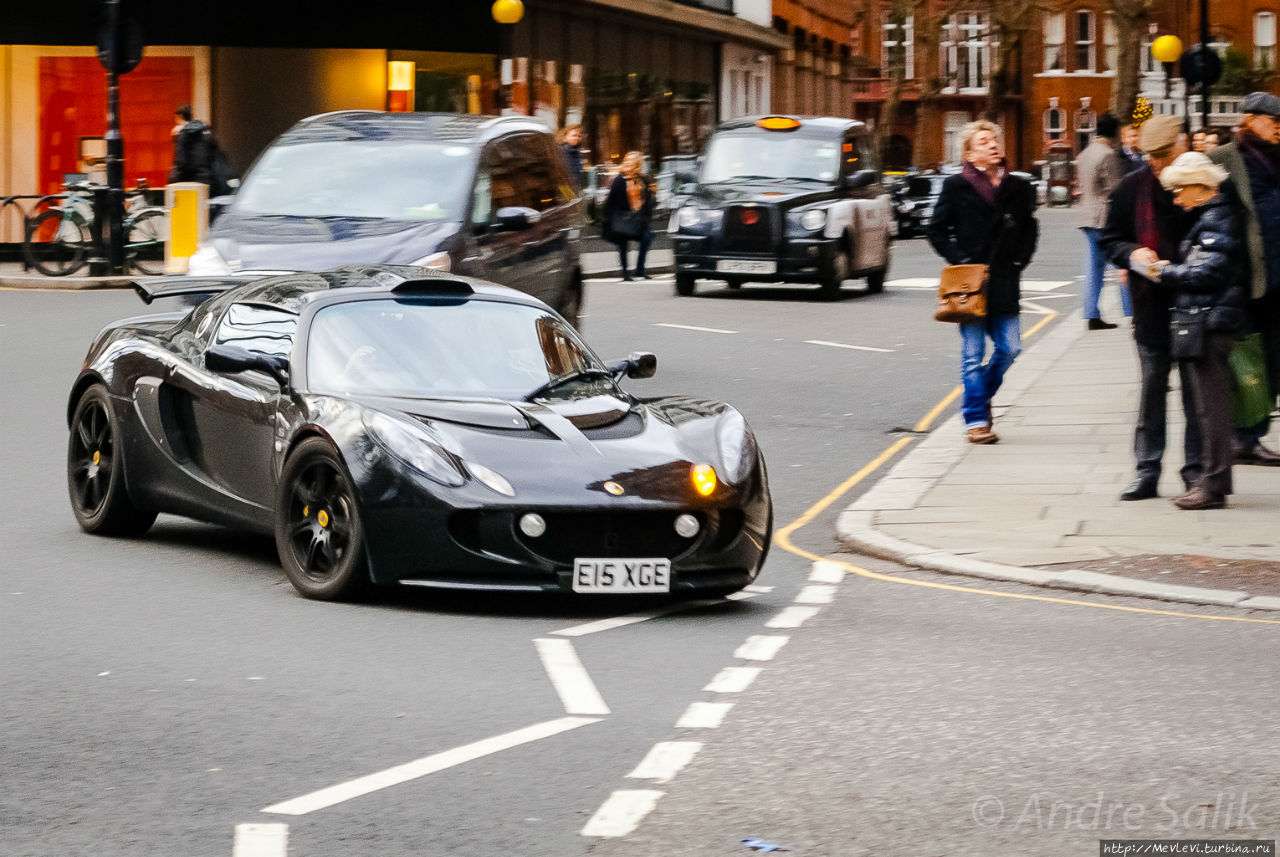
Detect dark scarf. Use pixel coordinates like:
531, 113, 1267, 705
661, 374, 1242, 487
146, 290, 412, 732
1238, 128, 1280, 183
961, 161, 1003, 206
1133, 166, 1178, 264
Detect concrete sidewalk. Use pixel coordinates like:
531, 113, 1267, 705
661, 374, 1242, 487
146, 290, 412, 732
837, 309, 1280, 611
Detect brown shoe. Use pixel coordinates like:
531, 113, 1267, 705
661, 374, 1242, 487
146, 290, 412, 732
967, 426, 999, 445
1172, 488, 1226, 510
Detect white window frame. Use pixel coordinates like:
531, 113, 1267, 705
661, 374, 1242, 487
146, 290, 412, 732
1075, 108, 1096, 153
1074, 10, 1096, 73
1044, 12, 1065, 72
941, 12, 995, 93
1103, 13, 1118, 73
1044, 107, 1066, 142
1140, 35, 1157, 75
1257, 12, 1277, 70
882, 14, 915, 79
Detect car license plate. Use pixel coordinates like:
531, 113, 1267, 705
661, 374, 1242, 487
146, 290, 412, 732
716, 259, 776, 274
573, 558, 671, 593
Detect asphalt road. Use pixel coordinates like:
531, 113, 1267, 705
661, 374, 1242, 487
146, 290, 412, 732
4, 209, 1275, 857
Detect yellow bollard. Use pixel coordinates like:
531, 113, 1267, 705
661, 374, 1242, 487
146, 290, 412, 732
164, 182, 208, 274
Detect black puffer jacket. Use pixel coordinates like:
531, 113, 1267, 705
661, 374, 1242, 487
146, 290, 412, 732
1158, 195, 1248, 333
927, 171, 1039, 316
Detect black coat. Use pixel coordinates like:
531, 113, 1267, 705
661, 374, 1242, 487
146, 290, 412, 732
169, 120, 217, 184
602, 173, 655, 242
1158, 196, 1248, 333
927, 171, 1039, 316
1098, 166, 1194, 348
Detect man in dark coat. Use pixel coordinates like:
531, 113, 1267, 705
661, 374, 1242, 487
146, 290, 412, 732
1099, 115, 1201, 500
1209, 91, 1280, 465
169, 103, 218, 186
928, 120, 1039, 445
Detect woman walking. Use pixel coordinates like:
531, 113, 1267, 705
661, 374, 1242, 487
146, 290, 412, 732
1151, 152, 1248, 509
927, 121, 1040, 444
602, 151, 655, 281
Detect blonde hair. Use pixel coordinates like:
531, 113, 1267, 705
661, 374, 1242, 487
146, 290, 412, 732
557, 123, 582, 143
621, 150, 644, 173
959, 120, 1002, 155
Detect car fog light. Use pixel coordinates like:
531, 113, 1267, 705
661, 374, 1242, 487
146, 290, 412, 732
691, 464, 717, 497
519, 513, 547, 538
800, 209, 826, 231
674, 514, 700, 538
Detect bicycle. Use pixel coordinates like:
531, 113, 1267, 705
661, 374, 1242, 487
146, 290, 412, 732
23, 181, 167, 277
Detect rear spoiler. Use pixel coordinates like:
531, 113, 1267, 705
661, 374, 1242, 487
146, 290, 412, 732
131, 272, 290, 305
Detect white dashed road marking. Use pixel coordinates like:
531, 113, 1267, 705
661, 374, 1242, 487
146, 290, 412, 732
675, 701, 734, 728
581, 790, 666, 837
734, 635, 790, 661
795, 584, 837, 605
766, 605, 822, 629
261, 717, 601, 816
653, 322, 738, 334
809, 561, 847, 584
549, 592, 759, 637
627, 741, 703, 784
888, 277, 1071, 292
233, 823, 288, 857
703, 666, 762, 693
534, 638, 611, 715
805, 339, 894, 353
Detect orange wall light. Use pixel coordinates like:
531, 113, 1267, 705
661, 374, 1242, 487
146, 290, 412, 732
387, 61, 415, 112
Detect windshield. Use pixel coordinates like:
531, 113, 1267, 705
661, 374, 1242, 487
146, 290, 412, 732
235, 141, 476, 220
307, 299, 609, 399
701, 133, 841, 184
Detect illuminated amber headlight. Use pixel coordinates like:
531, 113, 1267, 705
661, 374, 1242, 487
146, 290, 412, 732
691, 463, 717, 497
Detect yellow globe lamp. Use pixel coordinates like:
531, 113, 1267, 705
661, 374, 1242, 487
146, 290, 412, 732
492, 0, 524, 24
1151, 34, 1183, 64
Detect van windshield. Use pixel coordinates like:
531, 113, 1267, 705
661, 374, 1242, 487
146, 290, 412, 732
235, 141, 477, 221
701, 133, 841, 184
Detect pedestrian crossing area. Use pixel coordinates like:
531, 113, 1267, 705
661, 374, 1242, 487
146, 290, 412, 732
586, 272, 1075, 293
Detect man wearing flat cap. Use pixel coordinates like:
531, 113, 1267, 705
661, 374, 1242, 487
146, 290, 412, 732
1100, 115, 1202, 500
1210, 91, 1280, 465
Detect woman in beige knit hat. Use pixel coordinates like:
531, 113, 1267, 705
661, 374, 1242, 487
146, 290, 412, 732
1148, 151, 1248, 509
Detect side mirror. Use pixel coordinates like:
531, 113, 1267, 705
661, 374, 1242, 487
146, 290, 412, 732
675, 169, 697, 186
495, 206, 540, 231
845, 169, 876, 191
206, 344, 289, 387
607, 351, 657, 380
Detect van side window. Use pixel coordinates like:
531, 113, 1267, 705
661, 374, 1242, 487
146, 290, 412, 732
841, 137, 862, 177
856, 136, 879, 174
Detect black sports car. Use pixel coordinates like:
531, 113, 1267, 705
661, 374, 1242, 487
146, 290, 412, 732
66, 265, 772, 600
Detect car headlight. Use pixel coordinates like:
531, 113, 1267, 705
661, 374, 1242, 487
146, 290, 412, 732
362, 411, 466, 487
465, 462, 514, 497
186, 242, 235, 275
800, 209, 827, 232
899, 200, 916, 212
716, 410, 759, 484
410, 250, 452, 271
677, 205, 701, 229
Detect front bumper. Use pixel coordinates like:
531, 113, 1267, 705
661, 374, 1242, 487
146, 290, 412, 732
671, 233, 839, 283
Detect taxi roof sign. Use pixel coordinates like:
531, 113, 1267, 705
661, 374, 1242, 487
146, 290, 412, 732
756, 116, 802, 131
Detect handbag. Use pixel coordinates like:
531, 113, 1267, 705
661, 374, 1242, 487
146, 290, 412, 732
934, 264, 989, 323
1229, 332, 1273, 428
1169, 306, 1206, 360
609, 209, 645, 241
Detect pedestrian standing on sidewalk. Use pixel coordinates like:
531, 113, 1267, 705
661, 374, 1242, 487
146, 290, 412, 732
1209, 92, 1280, 466
1099, 115, 1201, 501
1150, 152, 1248, 509
602, 151, 655, 281
927, 120, 1040, 445
559, 124, 585, 193
1119, 124, 1146, 174
1078, 113, 1131, 330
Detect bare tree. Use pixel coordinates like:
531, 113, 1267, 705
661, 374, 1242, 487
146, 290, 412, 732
1109, 0, 1160, 121
984, 0, 1063, 122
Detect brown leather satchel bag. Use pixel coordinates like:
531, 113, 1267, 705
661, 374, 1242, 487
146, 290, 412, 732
934, 264, 989, 323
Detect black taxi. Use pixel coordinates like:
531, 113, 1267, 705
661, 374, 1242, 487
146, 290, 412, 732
668, 115, 892, 299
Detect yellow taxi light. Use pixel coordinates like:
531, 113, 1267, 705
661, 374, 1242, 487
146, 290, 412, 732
757, 116, 801, 131
691, 464, 718, 497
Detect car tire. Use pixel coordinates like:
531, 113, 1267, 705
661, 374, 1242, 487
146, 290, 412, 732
675, 273, 697, 297
275, 438, 371, 601
67, 384, 157, 536
819, 249, 849, 301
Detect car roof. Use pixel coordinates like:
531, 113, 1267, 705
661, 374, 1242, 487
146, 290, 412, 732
714, 115, 869, 135
138, 266, 548, 314
278, 110, 554, 146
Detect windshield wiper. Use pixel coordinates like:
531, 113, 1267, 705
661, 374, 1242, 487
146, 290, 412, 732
522, 368, 615, 402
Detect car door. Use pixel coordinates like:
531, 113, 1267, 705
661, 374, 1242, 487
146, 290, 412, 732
167, 302, 294, 511
464, 133, 545, 297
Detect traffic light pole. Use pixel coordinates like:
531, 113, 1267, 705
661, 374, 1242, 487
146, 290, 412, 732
1200, 0, 1210, 131
103, 0, 126, 275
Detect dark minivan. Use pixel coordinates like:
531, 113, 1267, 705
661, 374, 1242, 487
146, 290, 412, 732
189, 112, 585, 322
669, 115, 892, 299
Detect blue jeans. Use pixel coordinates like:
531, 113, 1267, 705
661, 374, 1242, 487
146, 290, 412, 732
1081, 226, 1132, 319
960, 313, 1022, 429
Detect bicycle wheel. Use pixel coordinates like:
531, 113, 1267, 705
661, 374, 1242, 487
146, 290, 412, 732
24, 209, 89, 276
124, 208, 167, 276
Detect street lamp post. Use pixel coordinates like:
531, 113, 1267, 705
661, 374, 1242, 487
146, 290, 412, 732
491, 0, 524, 112
1199, 0, 1210, 131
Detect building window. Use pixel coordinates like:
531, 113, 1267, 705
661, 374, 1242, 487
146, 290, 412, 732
1140, 36, 1156, 74
1044, 12, 1065, 71
1075, 10, 1096, 72
1257, 12, 1276, 70
1103, 13, 1117, 72
1045, 105, 1066, 142
1075, 107, 1095, 152
942, 12, 994, 92
883, 14, 915, 79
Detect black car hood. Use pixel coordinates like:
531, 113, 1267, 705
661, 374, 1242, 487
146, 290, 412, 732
354, 392, 633, 432
694, 181, 836, 208
210, 214, 460, 269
